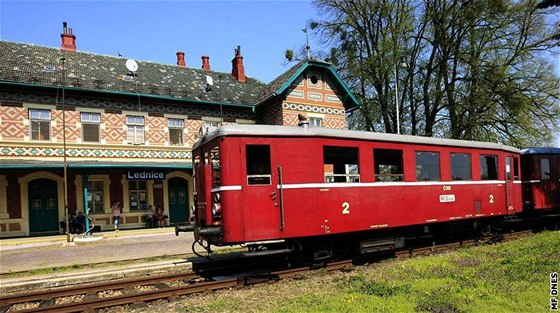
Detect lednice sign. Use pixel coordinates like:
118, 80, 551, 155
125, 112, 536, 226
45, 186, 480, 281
127, 170, 165, 181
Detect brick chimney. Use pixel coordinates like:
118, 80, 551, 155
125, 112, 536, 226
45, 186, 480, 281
201, 55, 211, 71
176, 51, 186, 67
60, 22, 76, 51
231, 46, 245, 83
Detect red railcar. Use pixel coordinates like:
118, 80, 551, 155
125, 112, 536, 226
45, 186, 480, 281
192, 125, 522, 256
521, 147, 560, 210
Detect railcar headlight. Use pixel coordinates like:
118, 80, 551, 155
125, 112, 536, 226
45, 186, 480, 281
212, 203, 222, 216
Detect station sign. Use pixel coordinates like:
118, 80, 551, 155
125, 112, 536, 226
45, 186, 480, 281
127, 170, 165, 181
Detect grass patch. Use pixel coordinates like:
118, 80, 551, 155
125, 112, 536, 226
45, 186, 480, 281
179, 231, 560, 313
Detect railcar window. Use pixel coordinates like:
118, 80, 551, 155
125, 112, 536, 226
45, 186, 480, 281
246, 145, 271, 185
513, 157, 519, 180
451, 153, 472, 181
324, 146, 360, 183
209, 147, 220, 187
374, 149, 403, 182
506, 157, 512, 180
540, 158, 551, 180
415, 152, 440, 181
480, 155, 498, 180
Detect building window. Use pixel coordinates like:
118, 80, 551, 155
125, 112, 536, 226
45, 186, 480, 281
374, 149, 403, 182
541, 158, 551, 180
307, 72, 322, 89
324, 146, 360, 183
480, 155, 498, 180
416, 151, 440, 181
127, 115, 144, 144
86, 181, 104, 213
129, 181, 147, 211
450, 153, 472, 181
81, 112, 101, 142
310, 117, 322, 127
168, 118, 184, 145
246, 145, 271, 185
29, 109, 51, 140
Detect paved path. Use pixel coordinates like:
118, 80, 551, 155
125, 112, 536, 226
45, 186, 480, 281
0, 228, 195, 273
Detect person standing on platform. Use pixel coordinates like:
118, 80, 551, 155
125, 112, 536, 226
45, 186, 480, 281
76, 212, 86, 234
156, 206, 165, 228
111, 201, 121, 231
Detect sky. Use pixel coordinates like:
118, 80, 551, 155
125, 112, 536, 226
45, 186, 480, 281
0, 0, 321, 84
1, 0, 559, 146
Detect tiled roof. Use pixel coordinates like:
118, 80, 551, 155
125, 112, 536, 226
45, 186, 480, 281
0, 41, 265, 106
255, 59, 307, 104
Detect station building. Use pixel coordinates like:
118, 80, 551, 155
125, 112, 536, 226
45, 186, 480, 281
0, 23, 359, 237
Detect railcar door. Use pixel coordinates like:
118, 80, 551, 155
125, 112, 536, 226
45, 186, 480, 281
193, 153, 210, 227
505, 156, 515, 213
538, 155, 559, 209
242, 143, 280, 241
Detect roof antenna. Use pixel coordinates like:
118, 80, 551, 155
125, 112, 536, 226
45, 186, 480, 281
302, 27, 311, 60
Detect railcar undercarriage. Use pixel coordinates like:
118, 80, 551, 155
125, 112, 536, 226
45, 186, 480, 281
182, 208, 559, 266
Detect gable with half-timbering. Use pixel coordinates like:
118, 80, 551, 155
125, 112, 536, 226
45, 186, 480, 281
283, 71, 346, 129
255, 60, 359, 129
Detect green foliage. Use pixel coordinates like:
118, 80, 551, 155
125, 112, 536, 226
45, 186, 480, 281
415, 287, 463, 313
179, 231, 560, 313
347, 274, 409, 297
311, 0, 560, 145
285, 49, 294, 62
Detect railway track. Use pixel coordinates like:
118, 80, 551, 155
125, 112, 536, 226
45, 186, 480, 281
0, 260, 352, 313
394, 229, 534, 259
0, 230, 535, 313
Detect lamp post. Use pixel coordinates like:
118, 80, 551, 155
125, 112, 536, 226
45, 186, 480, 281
219, 75, 223, 125
61, 57, 70, 243
394, 63, 400, 135
394, 62, 408, 135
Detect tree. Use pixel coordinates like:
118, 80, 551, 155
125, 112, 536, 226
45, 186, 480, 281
311, 0, 560, 146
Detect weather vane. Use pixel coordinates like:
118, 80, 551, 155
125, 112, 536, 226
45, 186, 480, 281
302, 27, 311, 60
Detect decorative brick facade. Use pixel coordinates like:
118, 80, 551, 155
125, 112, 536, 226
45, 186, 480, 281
0, 107, 26, 140
0, 34, 359, 237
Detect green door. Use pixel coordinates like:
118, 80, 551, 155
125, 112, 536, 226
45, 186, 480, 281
168, 177, 189, 225
29, 178, 59, 235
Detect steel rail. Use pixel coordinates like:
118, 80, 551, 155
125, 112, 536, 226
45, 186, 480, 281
0, 271, 200, 306
2, 261, 353, 313
394, 230, 533, 259
1, 230, 534, 313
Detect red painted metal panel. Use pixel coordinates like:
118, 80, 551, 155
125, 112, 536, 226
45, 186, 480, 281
197, 133, 525, 245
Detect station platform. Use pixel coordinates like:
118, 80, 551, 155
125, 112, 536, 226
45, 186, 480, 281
0, 228, 199, 293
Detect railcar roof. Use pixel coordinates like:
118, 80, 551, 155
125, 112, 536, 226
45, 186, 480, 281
520, 147, 560, 155
195, 125, 519, 153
